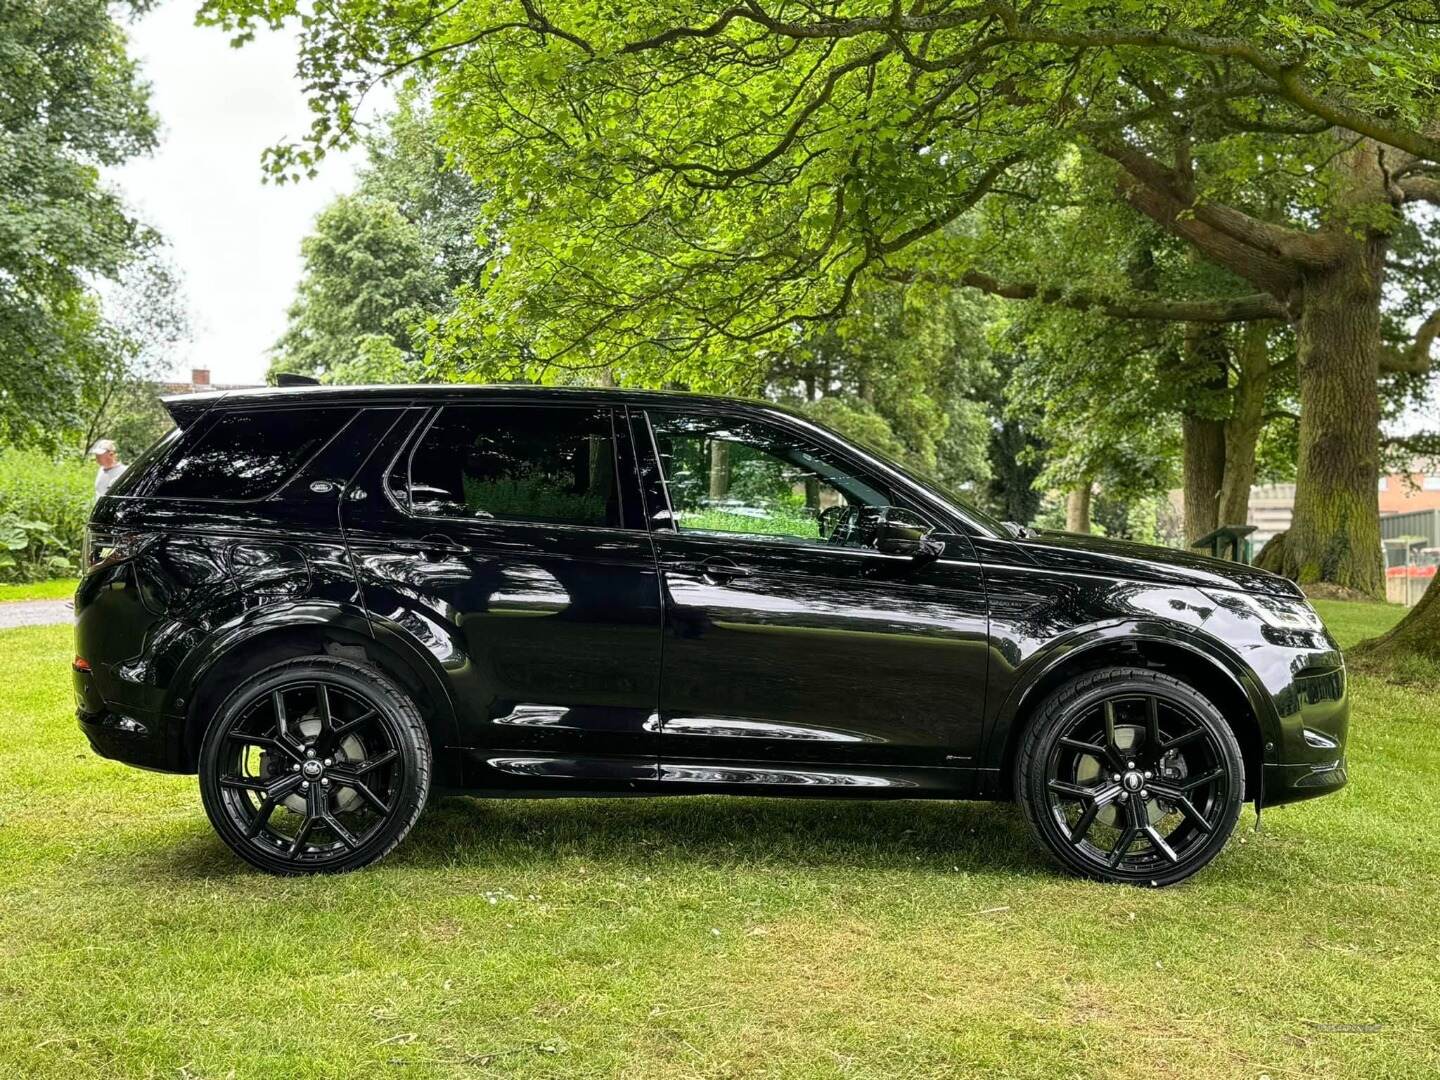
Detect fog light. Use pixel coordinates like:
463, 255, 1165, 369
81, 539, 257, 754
1303, 728, 1339, 750
115, 715, 147, 734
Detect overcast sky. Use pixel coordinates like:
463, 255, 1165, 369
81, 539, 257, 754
111, 4, 365, 386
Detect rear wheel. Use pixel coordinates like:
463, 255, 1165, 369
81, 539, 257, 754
198, 657, 431, 874
1015, 668, 1245, 887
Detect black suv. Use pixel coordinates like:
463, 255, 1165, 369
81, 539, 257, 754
75, 386, 1348, 884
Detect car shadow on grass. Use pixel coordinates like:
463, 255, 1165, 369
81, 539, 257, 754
138, 795, 1055, 882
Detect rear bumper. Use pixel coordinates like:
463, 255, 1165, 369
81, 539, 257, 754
75, 667, 187, 773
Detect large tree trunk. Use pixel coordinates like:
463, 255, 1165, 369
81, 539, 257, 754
1179, 324, 1229, 545
1350, 572, 1440, 669
1066, 482, 1093, 534
1270, 247, 1385, 597
1217, 321, 1271, 530
1182, 414, 1224, 544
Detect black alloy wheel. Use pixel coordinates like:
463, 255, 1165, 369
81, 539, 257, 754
198, 657, 431, 874
1016, 667, 1245, 887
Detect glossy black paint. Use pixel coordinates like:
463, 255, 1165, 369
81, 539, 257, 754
75, 385, 1348, 812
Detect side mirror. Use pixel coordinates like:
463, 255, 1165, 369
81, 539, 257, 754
874, 508, 945, 561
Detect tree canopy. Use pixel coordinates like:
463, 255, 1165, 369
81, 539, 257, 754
1, 0, 171, 450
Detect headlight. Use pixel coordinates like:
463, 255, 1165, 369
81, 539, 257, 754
1202, 590, 1326, 634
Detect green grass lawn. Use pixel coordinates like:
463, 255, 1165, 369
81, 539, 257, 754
0, 578, 77, 602
3, 602, 1437, 1078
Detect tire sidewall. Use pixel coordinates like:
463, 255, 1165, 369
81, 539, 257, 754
198, 657, 431, 875
1016, 669, 1246, 887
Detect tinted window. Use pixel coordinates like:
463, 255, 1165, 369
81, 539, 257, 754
150, 407, 355, 501
646, 410, 889, 544
408, 405, 624, 528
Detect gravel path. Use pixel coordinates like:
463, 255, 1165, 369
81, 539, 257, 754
0, 599, 73, 629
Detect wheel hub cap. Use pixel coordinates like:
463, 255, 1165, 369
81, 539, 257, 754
1121, 769, 1144, 792
301, 759, 324, 780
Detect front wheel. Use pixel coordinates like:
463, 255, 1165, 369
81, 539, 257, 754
1015, 668, 1245, 887
198, 656, 431, 875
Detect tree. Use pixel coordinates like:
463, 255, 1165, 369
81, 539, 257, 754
2, 0, 159, 447
271, 95, 491, 381
202, 1, 1440, 646
77, 255, 190, 458
273, 194, 446, 379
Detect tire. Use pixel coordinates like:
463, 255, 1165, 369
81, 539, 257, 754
198, 656, 431, 875
1015, 667, 1245, 887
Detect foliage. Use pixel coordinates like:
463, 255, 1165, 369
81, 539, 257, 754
769, 282, 994, 493
78, 254, 189, 458
1, 0, 161, 448
0, 449, 92, 581
272, 194, 446, 380
271, 93, 490, 383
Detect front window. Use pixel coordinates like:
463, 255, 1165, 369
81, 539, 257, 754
645, 410, 893, 545
406, 405, 625, 528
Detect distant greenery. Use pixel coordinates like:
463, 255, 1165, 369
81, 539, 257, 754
0, 578, 78, 602
680, 506, 821, 541
459, 475, 607, 527
0, 450, 92, 582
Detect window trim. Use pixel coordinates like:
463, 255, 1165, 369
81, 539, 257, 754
397, 401, 642, 533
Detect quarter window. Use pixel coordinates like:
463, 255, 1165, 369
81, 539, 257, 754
150, 407, 355, 501
645, 410, 890, 544
408, 405, 624, 528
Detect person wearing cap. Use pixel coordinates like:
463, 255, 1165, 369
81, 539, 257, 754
89, 439, 128, 499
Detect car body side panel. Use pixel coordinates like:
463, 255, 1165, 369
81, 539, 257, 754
339, 403, 665, 793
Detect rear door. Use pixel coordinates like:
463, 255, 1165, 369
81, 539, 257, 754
342, 400, 663, 792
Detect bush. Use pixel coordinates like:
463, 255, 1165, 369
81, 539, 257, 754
0, 449, 93, 582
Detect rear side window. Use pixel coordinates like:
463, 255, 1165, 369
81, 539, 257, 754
149, 407, 354, 501
407, 405, 624, 528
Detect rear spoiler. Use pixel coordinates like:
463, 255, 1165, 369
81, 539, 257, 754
160, 390, 229, 431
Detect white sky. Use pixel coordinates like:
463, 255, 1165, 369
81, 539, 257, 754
110, 4, 365, 386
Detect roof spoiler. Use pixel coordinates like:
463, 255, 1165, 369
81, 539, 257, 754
160, 391, 225, 431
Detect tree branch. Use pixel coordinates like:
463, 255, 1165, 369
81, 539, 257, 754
887, 267, 1287, 322
1380, 310, 1440, 374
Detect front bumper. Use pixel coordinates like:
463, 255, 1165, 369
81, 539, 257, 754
1260, 663, 1350, 806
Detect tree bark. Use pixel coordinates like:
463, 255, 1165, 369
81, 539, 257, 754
1182, 413, 1225, 544
1066, 482, 1093, 534
1217, 321, 1271, 530
1351, 573, 1440, 669
708, 439, 730, 501
1269, 245, 1386, 597
1179, 324, 1228, 545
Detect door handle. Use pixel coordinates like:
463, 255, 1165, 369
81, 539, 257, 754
698, 556, 749, 583
389, 534, 471, 558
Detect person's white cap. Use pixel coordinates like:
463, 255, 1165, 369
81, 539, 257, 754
88, 439, 117, 456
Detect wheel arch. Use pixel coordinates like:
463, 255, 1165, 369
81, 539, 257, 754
172, 602, 462, 784
992, 627, 1276, 802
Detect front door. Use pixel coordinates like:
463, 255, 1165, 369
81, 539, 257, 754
633, 407, 990, 794
343, 400, 663, 791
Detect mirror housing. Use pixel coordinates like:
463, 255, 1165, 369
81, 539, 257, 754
874, 508, 945, 561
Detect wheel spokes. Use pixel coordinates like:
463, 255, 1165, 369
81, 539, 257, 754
1144, 696, 1161, 752
326, 770, 393, 815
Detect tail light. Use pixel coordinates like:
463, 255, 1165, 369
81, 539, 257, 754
83, 527, 157, 572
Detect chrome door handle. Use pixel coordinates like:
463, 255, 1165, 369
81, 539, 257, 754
389, 534, 471, 558
699, 556, 749, 583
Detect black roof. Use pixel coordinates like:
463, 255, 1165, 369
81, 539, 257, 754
160, 383, 799, 427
